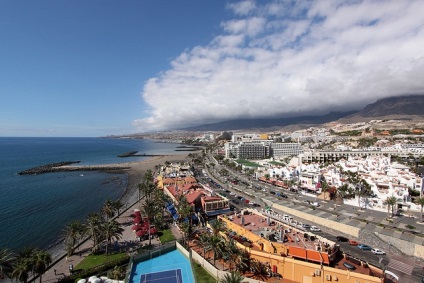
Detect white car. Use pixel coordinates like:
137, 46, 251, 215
310, 226, 321, 232
371, 248, 385, 255
262, 188, 267, 192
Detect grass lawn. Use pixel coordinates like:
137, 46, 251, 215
75, 252, 128, 271
269, 161, 285, 166
235, 159, 260, 167
159, 229, 175, 243
192, 262, 216, 283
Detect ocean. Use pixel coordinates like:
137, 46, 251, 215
0, 137, 181, 253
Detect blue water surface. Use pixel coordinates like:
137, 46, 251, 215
0, 137, 181, 251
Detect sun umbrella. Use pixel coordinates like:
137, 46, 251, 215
92, 279, 101, 283
132, 224, 142, 230
77, 279, 86, 283
136, 229, 147, 237
133, 217, 142, 224
88, 276, 98, 283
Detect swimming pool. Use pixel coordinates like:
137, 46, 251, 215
129, 249, 195, 283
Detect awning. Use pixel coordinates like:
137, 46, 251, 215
205, 208, 232, 216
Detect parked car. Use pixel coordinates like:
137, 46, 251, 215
280, 193, 288, 198
270, 191, 276, 195
310, 226, 321, 232
343, 262, 356, 270
302, 224, 311, 229
358, 244, 372, 250
336, 236, 349, 242
349, 239, 359, 246
371, 248, 385, 255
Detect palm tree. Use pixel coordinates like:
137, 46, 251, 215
415, 196, 424, 222
10, 257, 31, 283
103, 220, 124, 255
0, 248, 15, 279
225, 239, 239, 271
32, 249, 51, 283
250, 259, 269, 281
354, 180, 372, 208
101, 199, 115, 220
176, 195, 194, 241
210, 219, 224, 236
142, 198, 160, 246
138, 170, 156, 201
112, 200, 125, 216
384, 196, 398, 218
198, 233, 211, 258
85, 213, 103, 253
234, 249, 250, 274
220, 271, 244, 283
209, 235, 224, 266
62, 220, 85, 257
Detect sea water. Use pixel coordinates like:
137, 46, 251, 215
0, 137, 181, 252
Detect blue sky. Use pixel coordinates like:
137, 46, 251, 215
1, 1, 424, 137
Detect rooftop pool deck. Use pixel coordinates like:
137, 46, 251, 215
129, 249, 195, 283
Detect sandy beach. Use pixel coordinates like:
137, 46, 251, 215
39, 152, 195, 282
118, 152, 194, 205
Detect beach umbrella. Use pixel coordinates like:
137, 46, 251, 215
88, 276, 98, 283
133, 217, 142, 224
77, 279, 86, 283
136, 229, 147, 237
149, 227, 158, 234
132, 224, 142, 230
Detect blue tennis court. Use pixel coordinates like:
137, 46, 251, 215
139, 269, 182, 283
129, 249, 194, 283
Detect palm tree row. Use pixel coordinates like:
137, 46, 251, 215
195, 230, 269, 281
0, 247, 51, 283
63, 199, 125, 257
138, 170, 171, 246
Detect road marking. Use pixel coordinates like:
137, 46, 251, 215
387, 259, 414, 275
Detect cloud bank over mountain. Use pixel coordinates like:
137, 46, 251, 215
133, 0, 424, 132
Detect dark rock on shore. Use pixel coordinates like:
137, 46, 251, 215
18, 161, 81, 175
18, 161, 130, 175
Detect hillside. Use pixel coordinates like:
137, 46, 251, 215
182, 95, 424, 132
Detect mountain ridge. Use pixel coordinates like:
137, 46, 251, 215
181, 95, 424, 132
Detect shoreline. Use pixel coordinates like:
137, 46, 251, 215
117, 152, 193, 206
44, 152, 194, 259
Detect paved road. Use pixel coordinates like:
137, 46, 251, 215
201, 160, 424, 283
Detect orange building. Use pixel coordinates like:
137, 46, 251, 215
217, 212, 384, 283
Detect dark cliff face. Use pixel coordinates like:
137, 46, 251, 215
359, 95, 424, 117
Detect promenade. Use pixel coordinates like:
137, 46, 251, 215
40, 199, 185, 283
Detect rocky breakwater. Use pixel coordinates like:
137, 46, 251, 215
18, 161, 131, 175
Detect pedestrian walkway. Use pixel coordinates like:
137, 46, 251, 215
41, 201, 157, 283
388, 259, 414, 275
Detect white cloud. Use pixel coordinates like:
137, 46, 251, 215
134, 0, 424, 132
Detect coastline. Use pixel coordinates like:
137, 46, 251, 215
45, 152, 194, 260
118, 152, 193, 206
